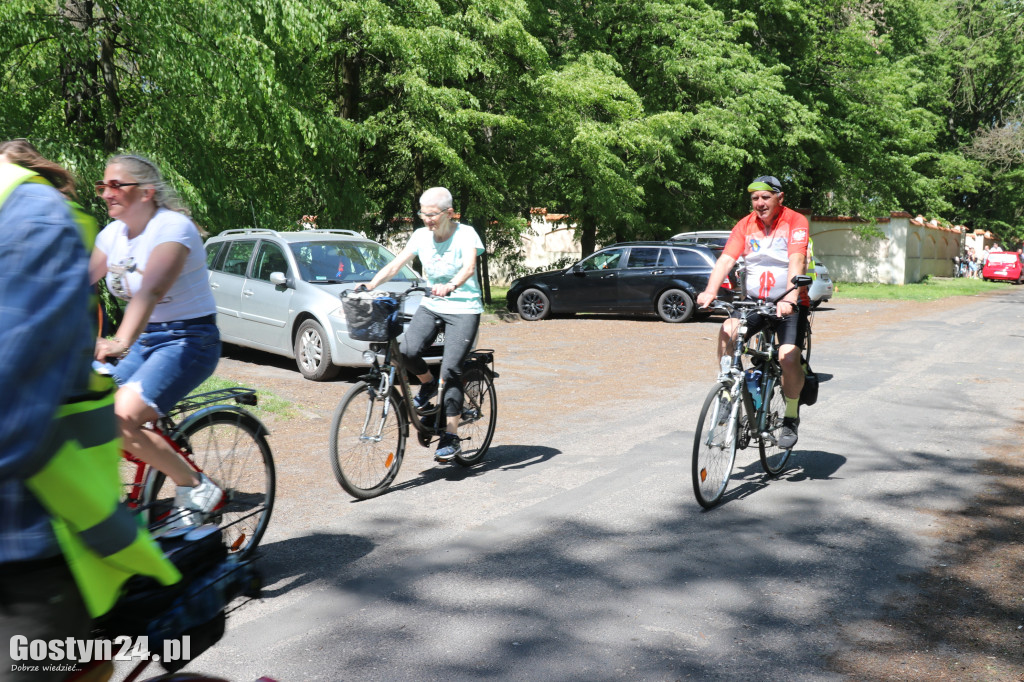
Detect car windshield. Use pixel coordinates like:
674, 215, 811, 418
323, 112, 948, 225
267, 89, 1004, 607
577, 248, 625, 271
987, 253, 1019, 265
290, 240, 418, 283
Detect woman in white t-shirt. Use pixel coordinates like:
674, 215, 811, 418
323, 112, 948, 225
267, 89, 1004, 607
90, 154, 222, 529
365, 186, 484, 463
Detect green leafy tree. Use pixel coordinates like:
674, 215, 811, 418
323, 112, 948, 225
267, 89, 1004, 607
0, 0, 354, 232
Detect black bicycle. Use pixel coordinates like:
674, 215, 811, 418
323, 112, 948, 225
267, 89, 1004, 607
692, 275, 812, 509
329, 285, 498, 499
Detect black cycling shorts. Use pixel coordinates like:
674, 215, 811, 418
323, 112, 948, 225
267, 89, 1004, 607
736, 303, 809, 349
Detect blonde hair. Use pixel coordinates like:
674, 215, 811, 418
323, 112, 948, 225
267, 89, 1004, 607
107, 154, 191, 216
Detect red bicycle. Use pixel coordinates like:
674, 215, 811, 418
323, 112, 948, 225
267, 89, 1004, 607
120, 387, 275, 560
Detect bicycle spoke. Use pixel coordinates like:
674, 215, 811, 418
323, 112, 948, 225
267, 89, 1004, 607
454, 365, 496, 466
692, 384, 738, 508
758, 378, 792, 476
330, 382, 405, 499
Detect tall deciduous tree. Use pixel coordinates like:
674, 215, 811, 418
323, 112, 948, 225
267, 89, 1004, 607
0, 0, 355, 231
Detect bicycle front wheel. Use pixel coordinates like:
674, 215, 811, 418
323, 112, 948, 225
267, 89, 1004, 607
758, 377, 792, 476
145, 410, 275, 559
330, 382, 407, 499
455, 363, 497, 467
692, 383, 738, 509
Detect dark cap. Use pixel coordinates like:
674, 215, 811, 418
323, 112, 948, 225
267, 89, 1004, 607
747, 175, 783, 194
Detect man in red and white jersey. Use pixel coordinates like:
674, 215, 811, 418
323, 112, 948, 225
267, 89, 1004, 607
696, 175, 809, 448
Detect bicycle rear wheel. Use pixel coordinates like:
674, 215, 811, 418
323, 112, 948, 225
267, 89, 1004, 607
804, 312, 813, 363
758, 376, 792, 476
330, 381, 407, 499
692, 383, 738, 509
145, 410, 275, 559
454, 363, 497, 466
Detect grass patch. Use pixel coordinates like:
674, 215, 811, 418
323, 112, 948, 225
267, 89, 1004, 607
835, 276, 1007, 302
191, 375, 295, 418
484, 285, 510, 315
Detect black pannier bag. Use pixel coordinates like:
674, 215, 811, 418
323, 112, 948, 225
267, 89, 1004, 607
799, 356, 818, 406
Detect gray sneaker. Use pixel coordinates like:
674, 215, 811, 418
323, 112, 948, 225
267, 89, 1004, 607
779, 417, 799, 449
715, 395, 732, 425
434, 432, 462, 462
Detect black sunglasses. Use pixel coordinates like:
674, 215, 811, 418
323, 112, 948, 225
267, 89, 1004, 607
95, 180, 141, 195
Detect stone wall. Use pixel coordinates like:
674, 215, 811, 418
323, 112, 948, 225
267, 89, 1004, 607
809, 213, 967, 284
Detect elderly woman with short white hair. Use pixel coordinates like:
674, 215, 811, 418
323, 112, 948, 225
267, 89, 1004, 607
365, 186, 484, 462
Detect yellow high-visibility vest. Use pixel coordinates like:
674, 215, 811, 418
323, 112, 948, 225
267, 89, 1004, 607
0, 163, 180, 617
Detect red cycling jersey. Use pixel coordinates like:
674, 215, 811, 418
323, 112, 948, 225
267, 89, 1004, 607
723, 206, 810, 305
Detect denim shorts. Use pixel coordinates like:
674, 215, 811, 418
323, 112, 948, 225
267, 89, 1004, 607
104, 315, 221, 416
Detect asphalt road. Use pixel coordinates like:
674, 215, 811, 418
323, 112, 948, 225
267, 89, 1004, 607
175, 288, 1024, 681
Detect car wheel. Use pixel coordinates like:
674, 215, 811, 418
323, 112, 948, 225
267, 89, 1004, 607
657, 289, 695, 323
810, 299, 822, 310
516, 288, 550, 321
295, 319, 340, 381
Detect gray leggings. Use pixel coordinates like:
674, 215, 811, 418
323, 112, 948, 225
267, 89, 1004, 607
400, 307, 480, 417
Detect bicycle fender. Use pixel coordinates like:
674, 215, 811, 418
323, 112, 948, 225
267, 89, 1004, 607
173, 405, 270, 441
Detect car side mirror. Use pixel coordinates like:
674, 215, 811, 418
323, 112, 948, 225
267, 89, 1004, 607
270, 271, 288, 286
791, 275, 813, 287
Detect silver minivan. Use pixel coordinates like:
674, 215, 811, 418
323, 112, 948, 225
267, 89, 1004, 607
204, 228, 440, 380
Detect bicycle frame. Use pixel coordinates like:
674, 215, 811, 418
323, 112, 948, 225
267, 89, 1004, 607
121, 387, 263, 516
714, 276, 810, 445
711, 309, 775, 448
359, 330, 496, 444
351, 285, 496, 445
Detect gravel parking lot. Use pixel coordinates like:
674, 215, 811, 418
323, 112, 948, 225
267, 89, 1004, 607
211, 291, 1023, 681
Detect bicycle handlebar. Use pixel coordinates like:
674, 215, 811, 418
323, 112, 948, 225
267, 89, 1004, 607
349, 283, 450, 299
704, 274, 812, 315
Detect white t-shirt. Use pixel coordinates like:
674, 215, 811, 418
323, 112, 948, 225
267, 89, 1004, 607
407, 223, 484, 314
95, 208, 217, 323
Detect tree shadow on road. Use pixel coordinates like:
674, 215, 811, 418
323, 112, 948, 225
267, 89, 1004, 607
253, 532, 375, 598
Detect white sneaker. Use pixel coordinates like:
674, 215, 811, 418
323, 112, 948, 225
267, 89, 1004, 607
174, 474, 224, 514
152, 507, 201, 538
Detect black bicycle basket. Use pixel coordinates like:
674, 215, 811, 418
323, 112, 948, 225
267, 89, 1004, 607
341, 291, 400, 342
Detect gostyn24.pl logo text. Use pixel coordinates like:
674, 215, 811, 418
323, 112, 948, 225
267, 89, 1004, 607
10, 635, 191, 669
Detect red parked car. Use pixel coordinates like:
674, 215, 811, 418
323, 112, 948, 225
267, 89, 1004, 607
981, 251, 1024, 284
